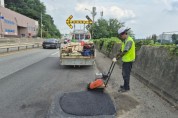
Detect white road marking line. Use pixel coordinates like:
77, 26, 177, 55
51, 52, 59, 55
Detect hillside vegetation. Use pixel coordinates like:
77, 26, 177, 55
5, 0, 61, 38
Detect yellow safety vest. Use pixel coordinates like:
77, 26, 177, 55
121, 36, 135, 62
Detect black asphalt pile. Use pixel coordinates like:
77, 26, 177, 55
59, 91, 116, 116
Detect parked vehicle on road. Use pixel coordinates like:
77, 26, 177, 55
60, 41, 95, 66
42, 39, 61, 49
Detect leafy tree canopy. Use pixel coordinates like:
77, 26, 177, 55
89, 18, 134, 39
172, 34, 178, 44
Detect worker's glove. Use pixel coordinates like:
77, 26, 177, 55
116, 55, 121, 60
112, 58, 117, 62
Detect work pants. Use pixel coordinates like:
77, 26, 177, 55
122, 62, 133, 90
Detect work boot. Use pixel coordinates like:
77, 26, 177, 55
120, 85, 124, 89
118, 88, 130, 93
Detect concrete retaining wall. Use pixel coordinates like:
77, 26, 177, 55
133, 46, 178, 104
96, 43, 178, 106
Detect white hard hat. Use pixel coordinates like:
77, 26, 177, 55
118, 27, 130, 34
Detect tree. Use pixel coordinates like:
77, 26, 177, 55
90, 18, 127, 39
108, 19, 124, 37
172, 34, 178, 44
151, 34, 157, 43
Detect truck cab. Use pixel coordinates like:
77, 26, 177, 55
72, 30, 91, 42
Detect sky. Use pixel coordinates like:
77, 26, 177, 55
40, 0, 178, 38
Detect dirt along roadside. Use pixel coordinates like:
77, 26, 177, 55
95, 50, 178, 118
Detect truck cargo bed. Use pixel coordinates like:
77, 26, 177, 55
59, 42, 95, 66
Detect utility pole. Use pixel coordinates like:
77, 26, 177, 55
91, 7, 96, 39
100, 10, 103, 19
92, 7, 97, 23
85, 7, 97, 38
40, 12, 42, 38
85, 7, 97, 23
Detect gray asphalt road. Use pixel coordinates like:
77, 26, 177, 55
1, 48, 178, 118
0, 48, 95, 118
0, 48, 58, 79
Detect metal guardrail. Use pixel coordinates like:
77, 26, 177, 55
0, 43, 41, 53
0, 37, 63, 54
0, 38, 44, 43
0, 38, 44, 54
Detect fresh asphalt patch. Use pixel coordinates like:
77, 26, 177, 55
60, 91, 116, 116
48, 91, 116, 118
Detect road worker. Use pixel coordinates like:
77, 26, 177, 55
112, 27, 136, 92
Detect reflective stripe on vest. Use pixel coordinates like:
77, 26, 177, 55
121, 36, 135, 62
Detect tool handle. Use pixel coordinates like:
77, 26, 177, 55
107, 61, 115, 75
105, 62, 116, 86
